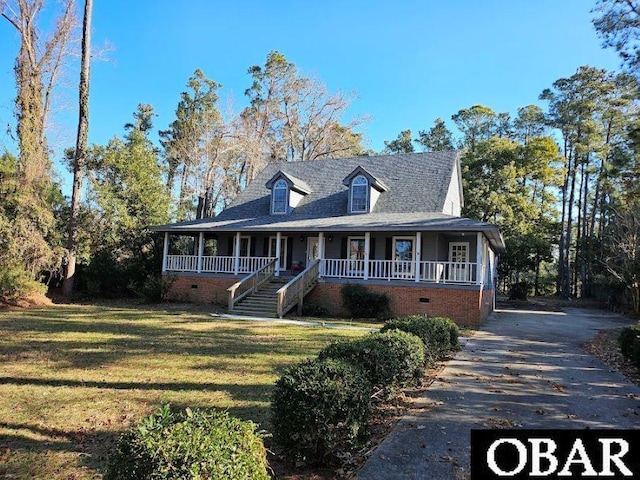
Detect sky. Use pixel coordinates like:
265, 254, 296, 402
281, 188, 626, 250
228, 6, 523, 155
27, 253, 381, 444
0, 0, 623, 196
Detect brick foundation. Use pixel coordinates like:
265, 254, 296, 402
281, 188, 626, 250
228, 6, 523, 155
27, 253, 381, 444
165, 274, 238, 306
165, 274, 494, 327
307, 281, 494, 327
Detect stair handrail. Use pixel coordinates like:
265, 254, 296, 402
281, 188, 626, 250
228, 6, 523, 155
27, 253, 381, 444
228, 258, 278, 311
276, 259, 321, 318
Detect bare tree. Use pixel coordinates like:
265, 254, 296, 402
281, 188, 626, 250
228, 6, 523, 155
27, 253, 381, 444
239, 51, 366, 184
1, 0, 77, 287
63, 0, 91, 296
602, 204, 640, 313
1, 0, 77, 186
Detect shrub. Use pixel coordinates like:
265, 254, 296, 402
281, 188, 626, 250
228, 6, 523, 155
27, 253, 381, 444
318, 330, 425, 391
271, 358, 371, 466
509, 281, 531, 300
341, 284, 391, 319
619, 325, 640, 369
381, 315, 459, 364
301, 301, 328, 317
105, 405, 269, 480
0, 264, 47, 300
130, 274, 175, 303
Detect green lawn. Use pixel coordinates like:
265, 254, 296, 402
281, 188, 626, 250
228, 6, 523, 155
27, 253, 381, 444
0, 302, 371, 479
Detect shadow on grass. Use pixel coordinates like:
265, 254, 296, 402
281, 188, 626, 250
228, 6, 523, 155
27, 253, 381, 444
0, 376, 272, 401
0, 420, 119, 477
0, 307, 346, 369
0, 401, 274, 478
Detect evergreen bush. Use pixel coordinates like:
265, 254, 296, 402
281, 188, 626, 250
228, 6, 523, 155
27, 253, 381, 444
318, 330, 425, 390
340, 284, 391, 319
105, 405, 269, 480
270, 358, 371, 466
0, 264, 47, 300
381, 315, 459, 363
619, 325, 640, 369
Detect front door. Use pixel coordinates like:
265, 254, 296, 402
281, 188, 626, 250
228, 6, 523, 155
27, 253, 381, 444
307, 237, 319, 265
449, 242, 469, 281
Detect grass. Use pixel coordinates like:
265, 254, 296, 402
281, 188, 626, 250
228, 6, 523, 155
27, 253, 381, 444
0, 302, 371, 479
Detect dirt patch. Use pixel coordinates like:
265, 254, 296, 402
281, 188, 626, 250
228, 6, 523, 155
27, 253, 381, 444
0, 293, 54, 309
583, 328, 640, 387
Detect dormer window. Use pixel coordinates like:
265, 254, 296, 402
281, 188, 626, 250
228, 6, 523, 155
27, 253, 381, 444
272, 179, 288, 214
266, 170, 311, 215
343, 166, 389, 214
351, 176, 368, 213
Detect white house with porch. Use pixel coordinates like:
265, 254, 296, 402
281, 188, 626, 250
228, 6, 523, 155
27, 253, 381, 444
153, 151, 505, 326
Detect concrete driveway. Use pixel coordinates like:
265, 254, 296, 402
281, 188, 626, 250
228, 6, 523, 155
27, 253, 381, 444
358, 307, 640, 479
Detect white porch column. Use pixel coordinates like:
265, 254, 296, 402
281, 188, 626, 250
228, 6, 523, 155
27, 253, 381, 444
364, 232, 370, 280
476, 232, 483, 285
415, 231, 422, 282
234, 232, 241, 275
162, 232, 169, 273
318, 232, 325, 276
197, 232, 205, 273
275, 231, 282, 277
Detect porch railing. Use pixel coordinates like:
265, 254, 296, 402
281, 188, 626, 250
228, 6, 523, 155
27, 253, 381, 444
322, 259, 480, 284
277, 260, 321, 318
227, 258, 278, 312
166, 255, 274, 273
166, 254, 481, 285
165, 254, 199, 272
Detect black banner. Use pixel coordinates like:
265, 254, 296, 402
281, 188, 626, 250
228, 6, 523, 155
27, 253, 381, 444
471, 429, 640, 479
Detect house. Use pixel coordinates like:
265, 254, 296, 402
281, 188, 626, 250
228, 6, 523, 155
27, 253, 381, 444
152, 151, 506, 326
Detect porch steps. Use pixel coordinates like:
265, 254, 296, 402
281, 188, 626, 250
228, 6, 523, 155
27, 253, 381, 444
230, 277, 289, 318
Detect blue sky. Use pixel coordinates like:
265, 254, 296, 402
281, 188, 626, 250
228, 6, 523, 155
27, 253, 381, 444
0, 0, 621, 194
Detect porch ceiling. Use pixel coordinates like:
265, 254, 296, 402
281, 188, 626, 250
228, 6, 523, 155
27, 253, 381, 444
152, 211, 506, 253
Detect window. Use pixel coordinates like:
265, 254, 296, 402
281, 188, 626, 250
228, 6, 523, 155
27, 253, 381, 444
348, 236, 366, 260
351, 175, 368, 213
393, 236, 415, 276
272, 179, 288, 214
449, 242, 469, 263
238, 236, 251, 257
348, 236, 366, 273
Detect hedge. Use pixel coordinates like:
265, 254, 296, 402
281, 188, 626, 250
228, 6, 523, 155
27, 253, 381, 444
270, 358, 371, 466
105, 405, 269, 480
381, 315, 459, 364
318, 330, 425, 391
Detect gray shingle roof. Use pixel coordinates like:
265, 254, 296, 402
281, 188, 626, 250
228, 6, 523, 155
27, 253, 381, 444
225, 151, 460, 219
153, 151, 506, 252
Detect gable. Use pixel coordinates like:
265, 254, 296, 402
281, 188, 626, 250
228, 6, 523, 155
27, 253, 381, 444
342, 165, 389, 192
442, 156, 463, 216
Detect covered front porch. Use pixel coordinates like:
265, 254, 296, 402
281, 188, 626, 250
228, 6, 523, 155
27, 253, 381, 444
161, 230, 496, 286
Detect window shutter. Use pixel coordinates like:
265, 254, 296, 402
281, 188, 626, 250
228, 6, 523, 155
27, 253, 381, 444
286, 237, 293, 268
227, 237, 234, 256
370, 238, 376, 259
340, 237, 347, 259
250, 237, 256, 257
263, 238, 269, 257
385, 237, 392, 260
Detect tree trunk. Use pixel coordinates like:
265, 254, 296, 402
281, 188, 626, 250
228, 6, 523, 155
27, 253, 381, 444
557, 140, 571, 296
178, 163, 189, 220
534, 253, 541, 296
574, 161, 585, 298
565, 146, 578, 298
63, 0, 92, 297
